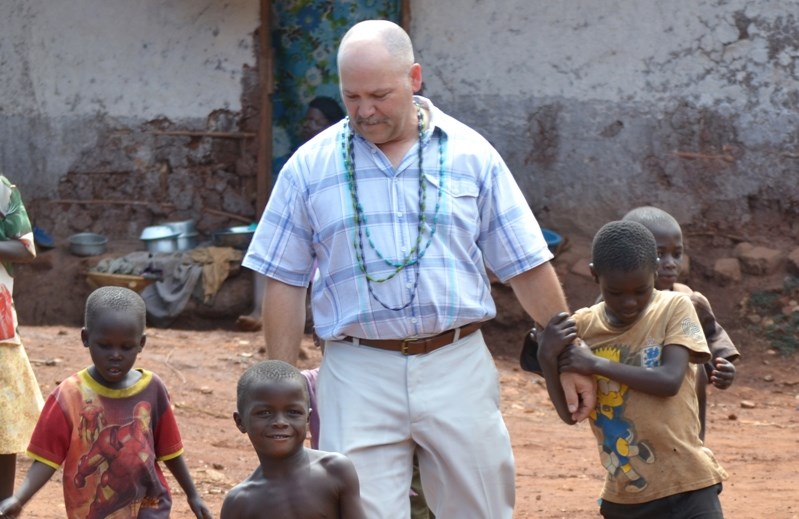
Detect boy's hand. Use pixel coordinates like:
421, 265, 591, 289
537, 312, 577, 364
0, 496, 24, 518
187, 494, 213, 519
557, 341, 598, 376
710, 357, 736, 390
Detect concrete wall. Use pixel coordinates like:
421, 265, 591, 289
0, 0, 260, 237
411, 1, 799, 236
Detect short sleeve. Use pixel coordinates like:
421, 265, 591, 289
151, 377, 184, 460
664, 295, 711, 364
27, 392, 72, 469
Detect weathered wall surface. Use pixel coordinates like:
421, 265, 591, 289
412, 1, 799, 236
0, 0, 260, 238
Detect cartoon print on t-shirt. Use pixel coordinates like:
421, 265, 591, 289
590, 346, 656, 493
74, 401, 165, 518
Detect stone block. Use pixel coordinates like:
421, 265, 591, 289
787, 247, 799, 276
738, 246, 784, 276
733, 242, 754, 258
713, 257, 741, 285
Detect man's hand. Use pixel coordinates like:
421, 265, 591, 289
559, 339, 597, 422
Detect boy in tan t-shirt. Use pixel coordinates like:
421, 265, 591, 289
538, 221, 727, 518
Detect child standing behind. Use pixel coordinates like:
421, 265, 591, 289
222, 360, 365, 519
0, 175, 43, 501
623, 206, 739, 440
0, 287, 212, 519
539, 221, 727, 518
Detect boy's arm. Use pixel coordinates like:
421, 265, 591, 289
560, 343, 690, 397
0, 461, 56, 517
537, 313, 585, 424
332, 456, 366, 519
163, 455, 213, 519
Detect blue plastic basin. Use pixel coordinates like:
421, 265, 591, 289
542, 228, 563, 253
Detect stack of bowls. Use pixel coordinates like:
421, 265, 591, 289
163, 220, 198, 251
139, 225, 180, 254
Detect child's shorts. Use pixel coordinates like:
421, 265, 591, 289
600, 483, 723, 519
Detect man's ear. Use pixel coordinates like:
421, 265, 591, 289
589, 263, 599, 284
233, 411, 246, 433
81, 328, 90, 348
139, 333, 147, 352
410, 63, 423, 92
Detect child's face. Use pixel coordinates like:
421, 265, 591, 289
597, 266, 656, 326
81, 311, 145, 389
235, 379, 309, 460
648, 222, 684, 290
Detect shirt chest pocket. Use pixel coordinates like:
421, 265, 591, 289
422, 172, 479, 226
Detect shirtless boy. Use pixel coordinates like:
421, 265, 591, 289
221, 360, 365, 519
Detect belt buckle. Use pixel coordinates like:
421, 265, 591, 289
401, 337, 414, 356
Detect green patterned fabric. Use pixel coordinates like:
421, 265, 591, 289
271, 0, 401, 170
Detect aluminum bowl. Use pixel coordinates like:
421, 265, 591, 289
140, 225, 180, 241
213, 225, 255, 250
69, 233, 108, 257
139, 225, 180, 254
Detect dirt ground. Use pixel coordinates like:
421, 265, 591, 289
12, 233, 799, 518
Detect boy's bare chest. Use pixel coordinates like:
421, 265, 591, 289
250, 475, 340, 518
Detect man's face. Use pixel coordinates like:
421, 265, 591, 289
339, 41, 421, 146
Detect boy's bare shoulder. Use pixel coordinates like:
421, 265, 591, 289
308, 449, 353, 467
307, 449, 359, 480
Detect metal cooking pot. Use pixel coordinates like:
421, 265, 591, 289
139, 225, 180, 254
69, 233, 108, 257
213, 225, 255, 250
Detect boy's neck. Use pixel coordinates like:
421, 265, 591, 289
87, 366, 143, 390
256, 447, 309, 478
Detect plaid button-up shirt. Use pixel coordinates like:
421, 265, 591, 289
243, 97, 552, 341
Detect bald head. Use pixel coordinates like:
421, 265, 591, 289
336, 20, 422, 146
338, 20, 414, 72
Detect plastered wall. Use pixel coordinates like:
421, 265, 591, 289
411, 1, 799, 235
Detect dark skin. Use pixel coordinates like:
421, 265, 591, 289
0, 237, 35, 500
539, 266, 692, 424
647, 220, 737, 440
222, 379, 365, 519
0, 311, 212, 519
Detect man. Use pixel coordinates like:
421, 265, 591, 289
243, 20, 593, 518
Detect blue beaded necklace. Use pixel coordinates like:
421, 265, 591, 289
342, 102, 445, 311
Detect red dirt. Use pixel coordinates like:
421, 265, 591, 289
12, 233, 799, 518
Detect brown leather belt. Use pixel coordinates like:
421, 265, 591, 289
344, 322, 482, 356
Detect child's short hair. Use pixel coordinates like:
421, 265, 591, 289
622, 206, 680, 231
592, 221, 658, 275
84, 286, 146, 331
236, 360, 309, 412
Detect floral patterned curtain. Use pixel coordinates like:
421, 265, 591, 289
271, 0, 401, 171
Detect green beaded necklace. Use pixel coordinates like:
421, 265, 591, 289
342, 102, 446, 311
